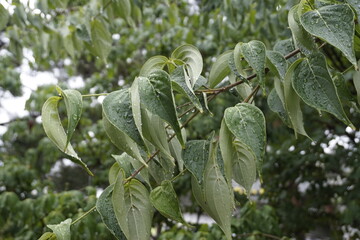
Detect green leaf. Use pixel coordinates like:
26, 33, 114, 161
56, 87, 82, 151
288, 5, 317, 55
345, 0, 360, 24
353, 61, 360, 105
220, 118, 256, 195
150, 180, 189, 226
266, 51, 288, 79
170, 66, 203, 112
292, 53, 354, 128
0, 4, 10, 31
148, 155, 175, 184
182, 140, 209, 185
90, 18, 112, 62
109, 162, 120, 185
169, 136, 184, 172
284, 59, 310, 138
112, 154, 134, 179
203, 146, 233, 240
63, 34, 75, 59
96, 185, 126, 240
267, 88, 291, 127
47, 219, 72, 240
209, 50, 232, 88
239, 40, 267, 91
38, 232, 57, 240
102, 90, 147, 166
112, 172, 153, 240
139, 56, 168, 77
223, 103, 266, 174
42, 96, 93, 176
141, 108, 173, 161
171, 44, 203, 86
138, 71, 183, 146
130, 78, 145, 143
300, 4, 357, 68
112, 0, 132, 24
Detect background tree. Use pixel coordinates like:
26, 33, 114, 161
0, 0, 359, 239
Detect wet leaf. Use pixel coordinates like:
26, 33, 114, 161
47, 219, 71, 240
300, 4, 357, 68
267, 88, 291, 127
141, 108, 173, 161
139, 56, 168, 77
56, 87, 82, 150
138, 71, 183, 146
150, 180, 189, 226
182, 140, 209, 185
102, 89, 147, 166
223, 103, 266, 174
283, 59, 309, 138
96, 184, 126, 240
171, 66, 203, 112
220, 118, 256, 195
42, 96, 93, 176
112, 172, 153, 240
288, 5, 317, 55
209, 50, 232, 88
292, 53, 354, 128
266, 51, 288, 80
239, 40, 267, 91
171, 44, 203, 86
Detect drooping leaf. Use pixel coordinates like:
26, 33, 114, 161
353, 61, 360, 105
288, 5, 317, 55
171, 66, 203, 112
56, 87, 82, 150
203, 146, 233, 240
300, 4, 357, 68
47, 219, 72, 240
267, 88, 291, 127
102, 89, 148, 165
112, 172, 153, 240
141, 108, 173, 161
150, 180, 189, 226
220, 118, 256, 195
169, 135, 184, 172
90, 18, 112, 62
266, 51, 288, 80
292, 53, 354, 128
139, 56, 168, 77
96, 184, 126, 240
137, 71, 183, 146
239, 40, 267, 91
223, 103, 266, 174
130, 77, 144, 143
0, 4, 10, 31
209, 50, 232, 88
283, 59, 310, 138
182, 140, 209, 185
171, 44, 203, 86
42, 96, 93, 176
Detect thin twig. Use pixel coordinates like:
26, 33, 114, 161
71, 206, 97, 226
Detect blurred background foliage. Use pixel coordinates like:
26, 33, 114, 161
0, 0, 359, 239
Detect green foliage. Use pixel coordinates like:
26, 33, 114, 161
1, 0, 360, 239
